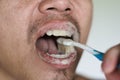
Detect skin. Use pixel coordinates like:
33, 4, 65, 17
0, 0, 92, 80
0, 0, 119, 80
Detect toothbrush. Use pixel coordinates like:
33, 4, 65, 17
57, 38, 120, 68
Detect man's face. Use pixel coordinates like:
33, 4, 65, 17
0, 0, 92, 80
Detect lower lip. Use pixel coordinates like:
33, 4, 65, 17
37, 50, 77, 69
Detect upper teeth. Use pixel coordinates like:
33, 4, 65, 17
46, 30, 72, 37
46, 29, 76, 58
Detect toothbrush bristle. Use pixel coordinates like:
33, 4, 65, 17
57, 38, 73, 46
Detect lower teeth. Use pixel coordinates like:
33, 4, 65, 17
47, 43, 76, 58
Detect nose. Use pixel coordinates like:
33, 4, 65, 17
38, 0, 72, 14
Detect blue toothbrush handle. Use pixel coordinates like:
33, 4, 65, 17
93, 50, 104, 61
93, 50, 120, 68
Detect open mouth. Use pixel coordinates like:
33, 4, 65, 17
35, 21, 79, 68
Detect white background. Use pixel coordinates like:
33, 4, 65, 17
76, 0, 120, 79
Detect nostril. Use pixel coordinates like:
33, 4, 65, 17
46, 7, 71, 13
65, 8, 71, 11
47, 7, 57, 10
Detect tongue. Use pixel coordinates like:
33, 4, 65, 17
36, 38, 58, 54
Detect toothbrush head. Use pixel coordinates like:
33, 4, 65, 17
57, 38, 74, 46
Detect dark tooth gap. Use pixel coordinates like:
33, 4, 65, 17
57, 52, 65, 55
36, 34, 73, 54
